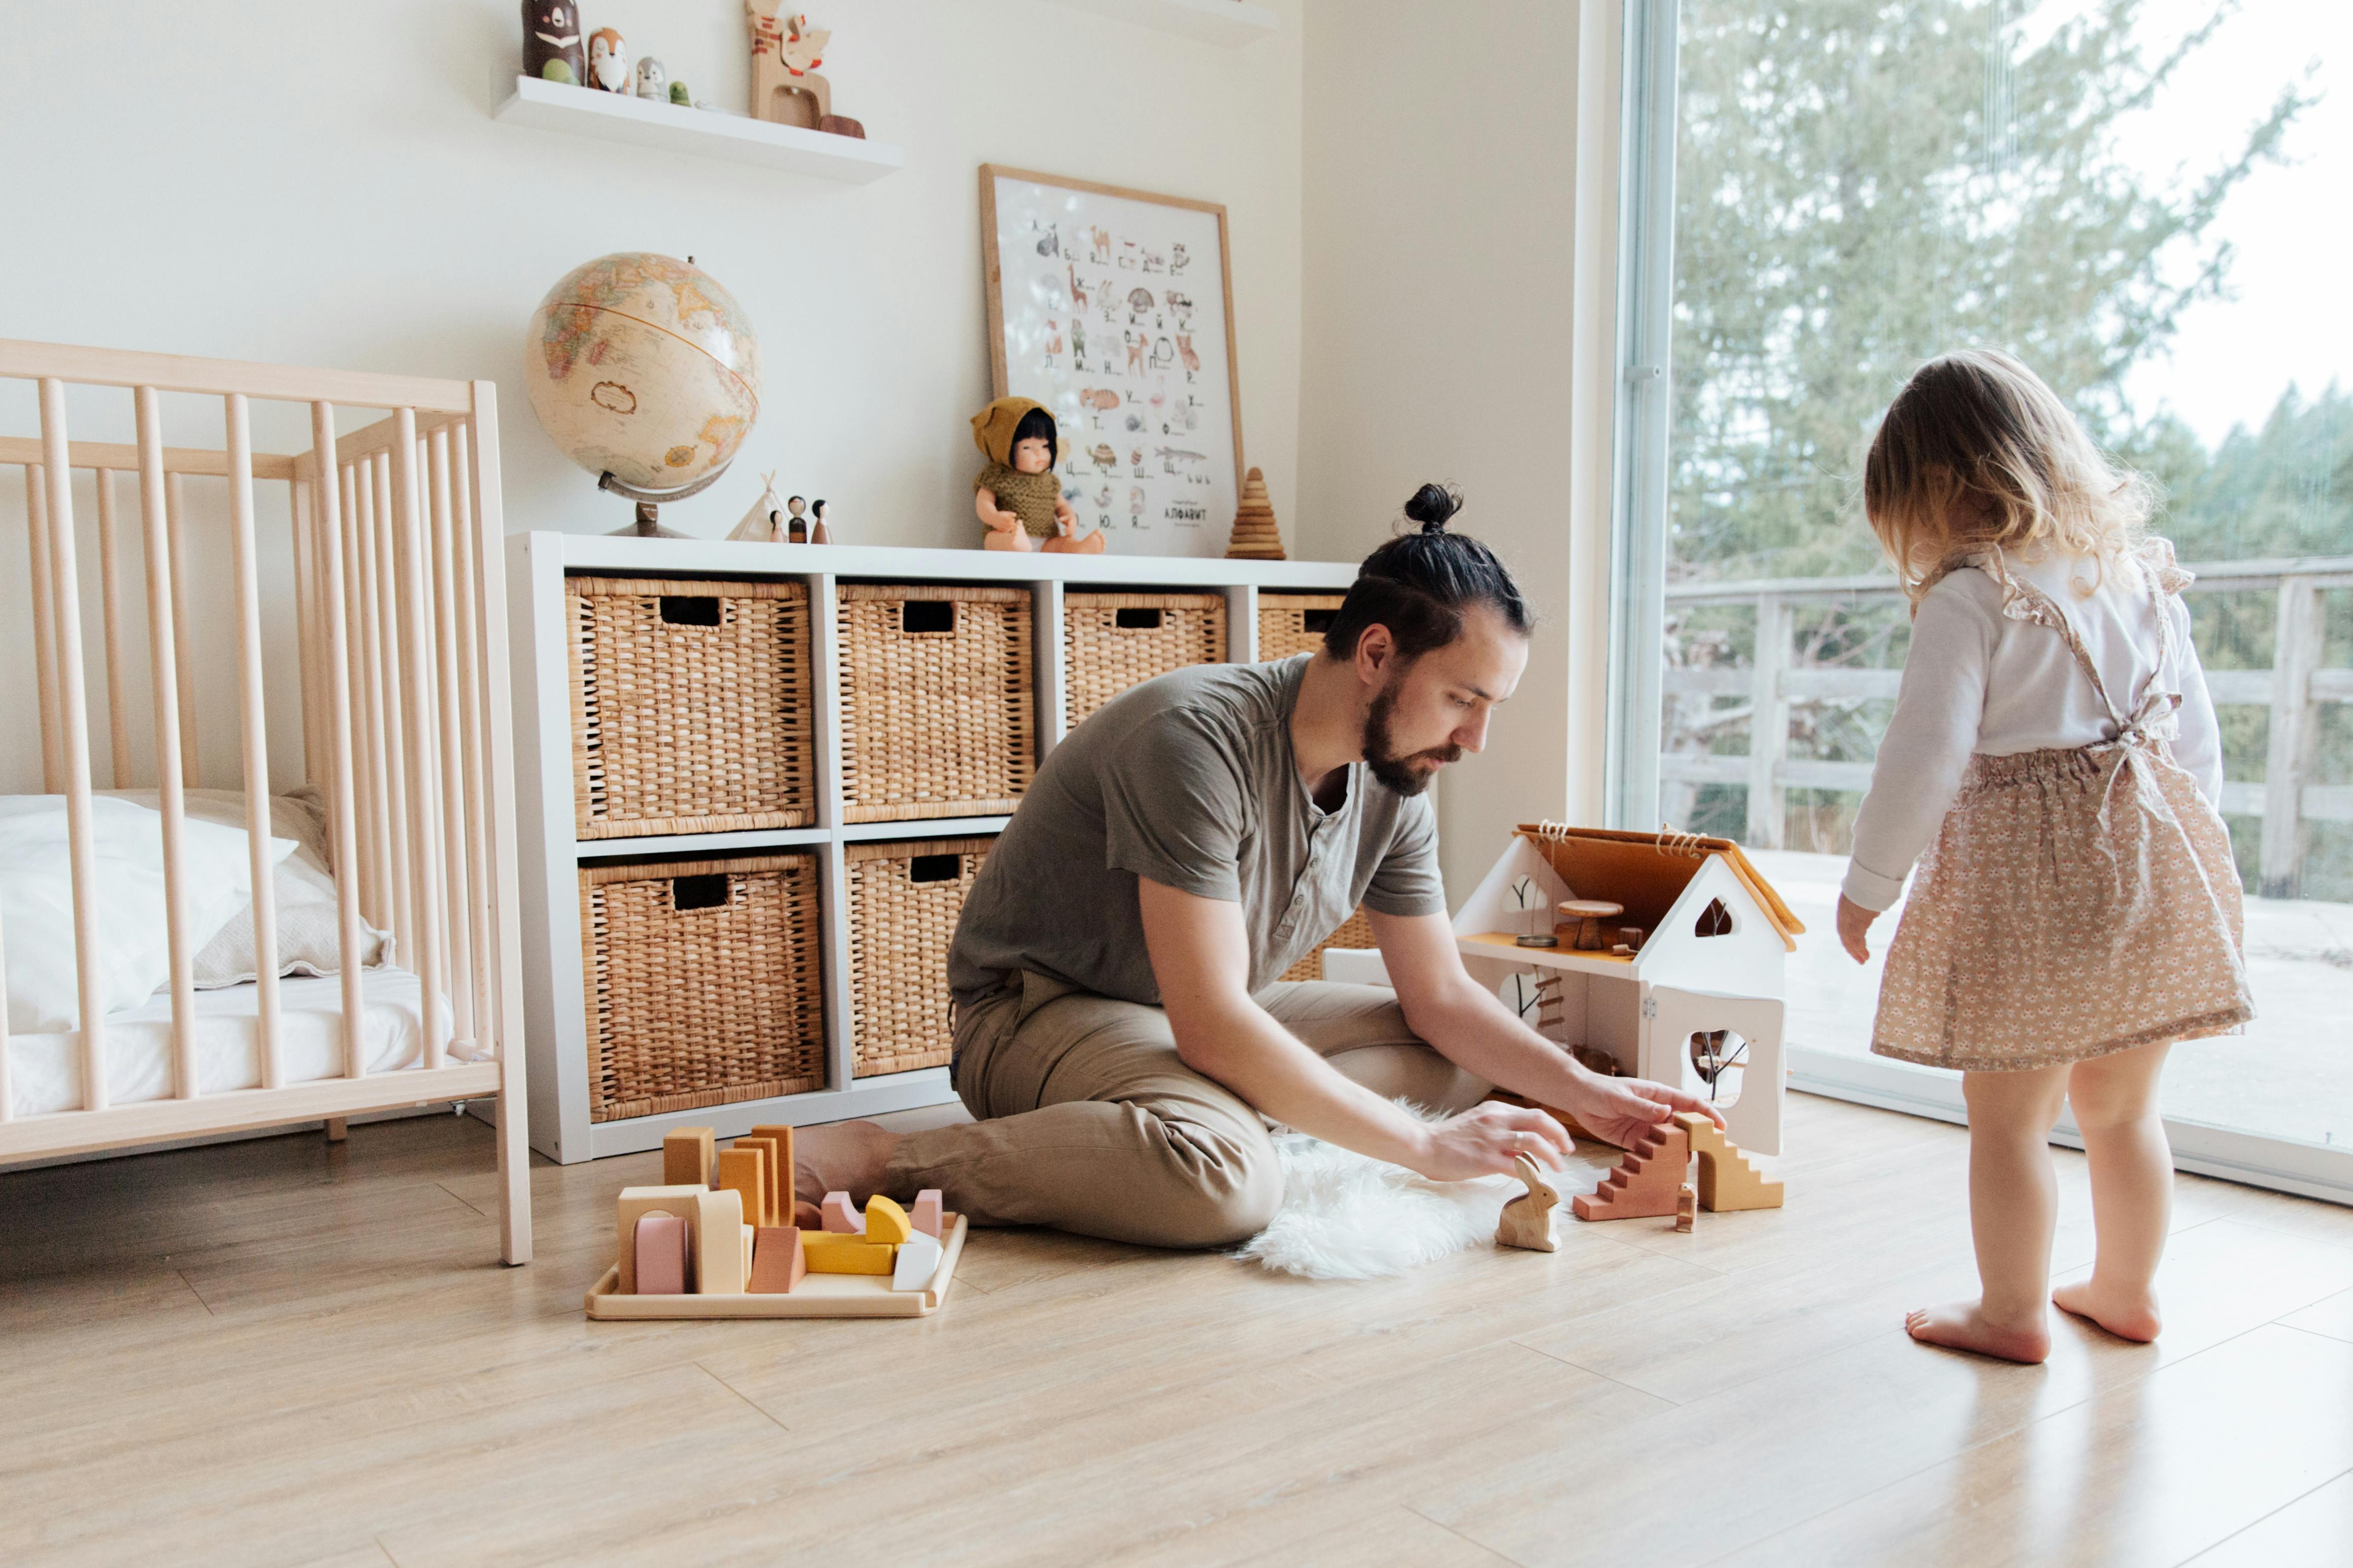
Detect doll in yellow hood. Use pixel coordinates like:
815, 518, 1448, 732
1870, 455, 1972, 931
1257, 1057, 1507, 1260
971, 396, 1103, 552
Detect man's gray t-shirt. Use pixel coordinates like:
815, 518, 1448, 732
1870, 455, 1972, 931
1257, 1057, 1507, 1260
948, 655, 1447, 1009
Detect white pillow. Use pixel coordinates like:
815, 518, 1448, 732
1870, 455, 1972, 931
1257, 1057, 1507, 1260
107, 787, 395, 986
0, 795, 296, 1033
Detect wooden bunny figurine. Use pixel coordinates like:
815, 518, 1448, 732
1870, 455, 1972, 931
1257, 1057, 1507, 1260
1496, 1153, 1559, 1252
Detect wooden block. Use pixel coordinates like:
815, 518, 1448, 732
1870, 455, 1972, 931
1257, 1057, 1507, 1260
1571, 1119, 1690, 1221
693, 1188, 747, 1293
749, 1227, 807, 1294
864, 1194, 913, 1246
1496, 1153, 1559, 1252
747, 1124, 798, 1227
615, 1185, 709, 1294
1675, 1182, 1697, 1233
718, 1145, 772, 1229
663, 1126, 717, 1188
1676, 1111, 1785, 1211
742, 1222, 755, 1284
891, 1230, 943, 1291
911, 1189, 943, 1239
821, 1191, 862, 1234
633, 1213, 689, 1295
801, 1231, 894, 1274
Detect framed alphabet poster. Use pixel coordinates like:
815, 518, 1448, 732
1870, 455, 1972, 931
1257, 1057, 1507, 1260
981, 165, 1244, 558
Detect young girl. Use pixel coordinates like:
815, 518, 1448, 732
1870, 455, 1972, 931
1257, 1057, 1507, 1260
1837, 349, 2253, 1365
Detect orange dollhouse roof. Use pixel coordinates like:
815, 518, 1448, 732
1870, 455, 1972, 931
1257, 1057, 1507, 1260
1513, 824, 1807, 953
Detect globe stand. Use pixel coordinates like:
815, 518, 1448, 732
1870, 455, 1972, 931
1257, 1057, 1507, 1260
599, 466, 730, 538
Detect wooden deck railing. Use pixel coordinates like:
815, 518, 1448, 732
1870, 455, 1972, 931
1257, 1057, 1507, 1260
1660, 555, 2353, 896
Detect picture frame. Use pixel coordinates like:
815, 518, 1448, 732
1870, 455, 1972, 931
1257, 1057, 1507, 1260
979, 164, 1245, 558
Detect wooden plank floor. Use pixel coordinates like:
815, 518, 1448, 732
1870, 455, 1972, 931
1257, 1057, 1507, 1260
3, 1093, 2349, 1567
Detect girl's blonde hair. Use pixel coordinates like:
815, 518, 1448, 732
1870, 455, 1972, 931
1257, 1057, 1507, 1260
1863, 348, 2153, 603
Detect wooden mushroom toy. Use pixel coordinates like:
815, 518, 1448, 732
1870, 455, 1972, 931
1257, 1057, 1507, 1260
1558, 898, 1624, 952
1495, 1153, 1559, 1253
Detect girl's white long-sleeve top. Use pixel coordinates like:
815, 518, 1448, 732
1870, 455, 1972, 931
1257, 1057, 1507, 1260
1840, 545, 2224, 913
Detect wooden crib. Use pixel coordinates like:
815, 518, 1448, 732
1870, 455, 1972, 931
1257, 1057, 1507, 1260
0, 339, 530, 1265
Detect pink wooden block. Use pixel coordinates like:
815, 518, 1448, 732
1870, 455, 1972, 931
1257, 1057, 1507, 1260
633, 1212, 689, 1295
820, 1191, 862, 1234
911, 1189, 943, 1239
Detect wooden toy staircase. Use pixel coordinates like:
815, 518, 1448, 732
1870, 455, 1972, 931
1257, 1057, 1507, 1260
1571, 1120, 1690, 1220
1677, 1112, 1784, 1211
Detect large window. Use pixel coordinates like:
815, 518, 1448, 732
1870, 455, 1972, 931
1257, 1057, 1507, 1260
1618, 0, 2351, 1187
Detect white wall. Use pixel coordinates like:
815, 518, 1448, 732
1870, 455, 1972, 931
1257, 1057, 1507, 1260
1296, 0, 1591, 893
0, 0, 1303, 791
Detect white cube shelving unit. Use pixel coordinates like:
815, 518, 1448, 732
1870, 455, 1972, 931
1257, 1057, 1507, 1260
509, 532, 1353, 1162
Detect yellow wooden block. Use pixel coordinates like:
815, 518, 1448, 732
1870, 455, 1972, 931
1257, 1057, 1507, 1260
801, 1230, 895, 1275
864, 1194, 913, 1246
614, 1184, 708, 1294
693, 1187, 746, 1293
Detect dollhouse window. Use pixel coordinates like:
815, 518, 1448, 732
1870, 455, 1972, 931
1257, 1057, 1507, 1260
1694, 898, 1733, 937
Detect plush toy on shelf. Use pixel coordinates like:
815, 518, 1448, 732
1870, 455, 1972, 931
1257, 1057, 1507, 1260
970, 396, 1102, 553
522, 0, 586, 86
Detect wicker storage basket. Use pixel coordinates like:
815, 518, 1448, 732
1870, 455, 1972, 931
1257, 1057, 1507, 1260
837, 584, 1035, 823
1064, 591, 1227, 727
1257, 590, 1348, 663
845, 836, 994, 1077
1281, 905, 1377, 983
569, 576, 816, 839
579, 853, 826, 1122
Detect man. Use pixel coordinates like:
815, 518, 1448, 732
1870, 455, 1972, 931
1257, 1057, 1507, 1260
799, 487, 1718, 1245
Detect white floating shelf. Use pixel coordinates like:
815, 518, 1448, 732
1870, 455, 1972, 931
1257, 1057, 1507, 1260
1041, 0, 1280, 47
493, 75, 904, 183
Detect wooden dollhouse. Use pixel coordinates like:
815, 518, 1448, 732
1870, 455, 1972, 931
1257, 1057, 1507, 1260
1328, 824, 1803, 1155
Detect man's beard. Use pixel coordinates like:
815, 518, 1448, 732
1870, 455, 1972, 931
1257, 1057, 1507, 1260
1363, 678, 1462, 796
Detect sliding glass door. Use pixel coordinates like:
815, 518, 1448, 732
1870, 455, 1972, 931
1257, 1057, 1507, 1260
1611, 0, 2352, 1200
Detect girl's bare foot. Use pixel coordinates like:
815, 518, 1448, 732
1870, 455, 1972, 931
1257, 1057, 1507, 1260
2052, 1280, 2162, 1342
1904, 1299, 2052, 1364
794, 1119, 899, 1212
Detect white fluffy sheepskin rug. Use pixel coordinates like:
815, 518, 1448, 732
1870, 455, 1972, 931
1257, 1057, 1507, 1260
1234, 1133, 1516, 1280
1234, 1104, 1612, 1281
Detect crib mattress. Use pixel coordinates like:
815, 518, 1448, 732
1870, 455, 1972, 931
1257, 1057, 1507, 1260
6, 968, 467, 1119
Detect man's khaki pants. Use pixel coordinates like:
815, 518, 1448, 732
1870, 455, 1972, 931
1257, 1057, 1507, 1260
880, 973, 1490, 1248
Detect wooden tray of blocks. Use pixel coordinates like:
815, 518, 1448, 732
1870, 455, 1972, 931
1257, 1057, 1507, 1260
584, 1124, 968, 1321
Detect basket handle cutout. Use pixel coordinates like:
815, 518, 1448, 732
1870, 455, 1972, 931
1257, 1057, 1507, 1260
1114, 607, 1164, 630
908, 853, 962, 884
671, 873, 733, 911
1301, 608, 1337, 634
900, 600, 956, 634
659, 595, 723, 627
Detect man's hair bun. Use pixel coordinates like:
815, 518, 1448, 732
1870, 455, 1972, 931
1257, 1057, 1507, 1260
1402, 483, 1461, 534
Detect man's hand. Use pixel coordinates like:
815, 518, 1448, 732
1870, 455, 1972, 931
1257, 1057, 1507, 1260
1410, 1101, 1575, 1181
1559, 1068, 1723, 1151
1836, 894, 1878, 963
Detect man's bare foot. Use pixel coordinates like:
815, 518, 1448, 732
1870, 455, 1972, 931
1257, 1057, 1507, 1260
2053, 1280, 2162, 1342
794, 1119, 899, 1212
1904, 1299, 2051, 1364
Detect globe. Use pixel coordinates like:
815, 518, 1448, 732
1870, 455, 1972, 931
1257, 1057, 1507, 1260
523, 253, 761, 494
